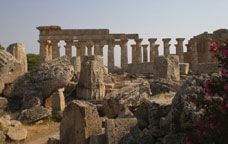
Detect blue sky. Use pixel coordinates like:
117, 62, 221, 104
0, 0, 227, 65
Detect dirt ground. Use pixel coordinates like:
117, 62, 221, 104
24, 120, 60, 144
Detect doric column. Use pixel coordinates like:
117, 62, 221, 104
162, 38, 171, 56
86, 41, 93, 56
131, 45, 137, 64
65, 40, 73, 58
51, 40, 60, 59
188, 40, 198, 71
175, 38, 185, 63
108, 39, 115, 71
75, 42, 81, 57
94, 40, 104, 56
142, 44, 148, 62
80, 41, 86, 56
154, 44, 159, 58
148, 38, 157, 63
75, 41, 86, 56
120, 38, 128, 69
39, 40, 52, 63
135, 39, 143, 63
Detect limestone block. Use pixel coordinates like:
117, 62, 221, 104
0, 50, 23, 85
76, 56, 105, 100
60, 100, 102, 144
7, 43, 27, 73
154, 55, 180, 82
179, 63, 189, 75
105, 118, 137, 144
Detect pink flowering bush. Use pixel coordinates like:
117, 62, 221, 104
184, 41, 228, 143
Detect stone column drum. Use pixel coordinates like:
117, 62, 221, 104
175, 38, 185, 63
120, 38, 128, 70
131, 45, 137, 64
51, 40, 60, 59
135, 39, 143, 63
162, 38, 171, 57
52, 88, 65, 113
108, 40, 115, 71
142, 44, 148, 62
65, 40, 73, 58
148, 38, 157, 63
188, 40, 198, 71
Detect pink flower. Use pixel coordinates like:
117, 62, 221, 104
209, 42, 218, 53
223, 49, 228, 57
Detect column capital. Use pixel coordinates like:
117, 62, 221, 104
176, 38, 185, 42
38, 40, 51, 44
148, 38, 157, 43
120, 38, 128, 43
142, 44, 148, 48
131, 44, 137, 48
135, 38, 143, 44
65, 39, 74, 44
75, 41, 85, 48
162, 38, 171, 43
108, 39, 116, 46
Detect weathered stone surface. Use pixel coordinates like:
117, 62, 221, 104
0, 50, 23, 94
0, 97, 7, 110
60, 100, 102, 144
7, 43, 27, 73
76, 56, 105, 100
19, 106, 51, 124
52, 88, 65, 113
89, 134, 106, 144
11, 57, 74, 109
179, 63, 189, 75
0, 115, 11, 132
163, 133, 186, 144
2, 83, 13, 98
195, 63, 219, 74
105, 118, 137, 144
150, 80, 178, 96
0, 115, 27, 142
104, 80, 151, 118
0, 131, 6, 144
127, 62, 153, 75
170, 76, 204, 133
47, 138, 60, 144
154, 55, 180, 82
7, 124, 27, 141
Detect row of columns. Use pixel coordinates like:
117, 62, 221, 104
39, 38, 186, 70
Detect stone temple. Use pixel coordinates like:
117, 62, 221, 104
37, 26, 228, 75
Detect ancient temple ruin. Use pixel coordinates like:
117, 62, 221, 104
37, 26, 228, 74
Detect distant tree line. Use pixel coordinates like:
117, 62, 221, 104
0, 44, 5, 50
27, 53, 39, 71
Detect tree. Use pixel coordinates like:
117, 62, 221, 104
27, 53, 40, 71
0, 44, 5, 50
